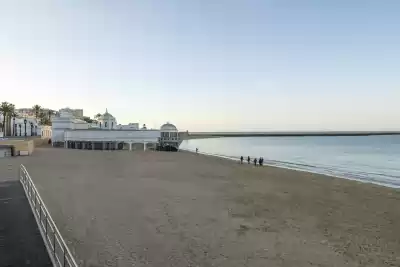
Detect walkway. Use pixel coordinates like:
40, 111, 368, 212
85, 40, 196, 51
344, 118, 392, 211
0, 161, 51, 267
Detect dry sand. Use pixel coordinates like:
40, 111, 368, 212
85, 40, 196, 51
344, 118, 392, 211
5, 147, 400, 266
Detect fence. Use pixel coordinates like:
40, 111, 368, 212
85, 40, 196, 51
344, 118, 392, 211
19, 164, 78, 267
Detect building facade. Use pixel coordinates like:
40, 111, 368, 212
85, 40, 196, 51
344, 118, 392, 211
41, 126, 52, 139
58, 108, 84, 119
51, 109, 181, 151
0, 114, 41, 137
159, 122, 180, 151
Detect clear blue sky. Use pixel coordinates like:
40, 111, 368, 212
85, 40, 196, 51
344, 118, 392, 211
1, 0, 399, 131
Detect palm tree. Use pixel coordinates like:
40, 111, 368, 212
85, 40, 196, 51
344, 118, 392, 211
11, 111, 17, 136
32, 104, 41, 119
6, 104, 15, 136
47, 110, 54, 125
48, 110, 54, 121
0, 102, 12, 135
39, 111, 47, 125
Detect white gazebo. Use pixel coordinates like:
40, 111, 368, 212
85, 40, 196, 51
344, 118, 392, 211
159, 122, 180, 151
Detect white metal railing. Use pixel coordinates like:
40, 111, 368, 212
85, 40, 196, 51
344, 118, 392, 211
19, 164, 78, 267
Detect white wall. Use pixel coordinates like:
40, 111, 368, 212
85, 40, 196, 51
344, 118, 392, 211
64, 130, 160, 142
117, 123, 139, 130
52, 129, 65, 143
74, 122, 89, 130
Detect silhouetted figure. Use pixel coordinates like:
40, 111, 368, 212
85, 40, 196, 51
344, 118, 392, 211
196, 148, 199, 154
247, 156, 250, 164
240, 156, 243, 164
254, 158, 258, 166
259, 157, 264, 166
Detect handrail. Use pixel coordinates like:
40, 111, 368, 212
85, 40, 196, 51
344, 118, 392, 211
19, 164, 78, 267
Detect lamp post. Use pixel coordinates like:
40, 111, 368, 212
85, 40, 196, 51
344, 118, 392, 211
35, 125, 37, 136
12, 116, 16, 136
19, 124, 21, 136
30, 122, 33, 136
24, 118, 27, 137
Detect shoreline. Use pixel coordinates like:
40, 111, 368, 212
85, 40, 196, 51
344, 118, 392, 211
180, 148, 400, 189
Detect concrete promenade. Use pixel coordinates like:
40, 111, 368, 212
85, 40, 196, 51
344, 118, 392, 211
8, 148, 400, 266
0, 161, 52, 267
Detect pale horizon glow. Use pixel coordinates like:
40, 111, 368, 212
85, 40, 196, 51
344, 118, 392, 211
1, 1, 399, 131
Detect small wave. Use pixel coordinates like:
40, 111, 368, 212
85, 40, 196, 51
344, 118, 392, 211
180, 148, 400, 188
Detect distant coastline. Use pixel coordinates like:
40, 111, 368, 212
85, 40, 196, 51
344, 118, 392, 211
182, 131, 400, 139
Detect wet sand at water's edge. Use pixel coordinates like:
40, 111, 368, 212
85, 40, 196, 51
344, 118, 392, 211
4, 147, 400, 267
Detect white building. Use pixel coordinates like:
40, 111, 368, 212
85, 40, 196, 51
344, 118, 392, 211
51, 109, 181, 151
41, 126, 52, 139
96, 109, 117, 129
0, 114, 41, 137
59, 107, 84, 119
117, 123, 139, 130
159, 122, 180, 151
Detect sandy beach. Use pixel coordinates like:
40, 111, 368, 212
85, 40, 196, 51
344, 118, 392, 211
5, 148, 400, 266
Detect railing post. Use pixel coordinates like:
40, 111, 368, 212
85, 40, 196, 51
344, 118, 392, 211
53, 233, 56, 258
19, 164, 78, 267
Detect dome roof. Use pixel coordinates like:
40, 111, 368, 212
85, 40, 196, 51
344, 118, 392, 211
99, 108, 114, 120
160, 122, 177, 131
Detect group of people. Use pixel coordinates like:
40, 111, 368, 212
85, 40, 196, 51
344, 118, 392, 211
240, 156, 264, 166
195, 148, 264, 167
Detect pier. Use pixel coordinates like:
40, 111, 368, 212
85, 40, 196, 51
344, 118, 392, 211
181, 131, 400, 139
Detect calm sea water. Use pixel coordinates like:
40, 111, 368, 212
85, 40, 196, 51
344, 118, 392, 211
180, 135, 400, 188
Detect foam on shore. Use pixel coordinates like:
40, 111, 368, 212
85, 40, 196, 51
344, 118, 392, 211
180, 148, 400, 189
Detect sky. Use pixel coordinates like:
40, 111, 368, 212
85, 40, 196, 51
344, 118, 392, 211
0, 0, 399, 131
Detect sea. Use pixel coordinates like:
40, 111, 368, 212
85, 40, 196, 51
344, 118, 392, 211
180, 135, 400, 188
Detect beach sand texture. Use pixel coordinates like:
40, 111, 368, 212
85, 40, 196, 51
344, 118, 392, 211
7, 148, 400, 266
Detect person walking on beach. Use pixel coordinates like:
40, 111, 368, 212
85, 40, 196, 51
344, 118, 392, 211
259, 157, 264, 166
196, 148, 198, 154
254, 158, 258, 166
240, 156, 244, 164
247, 156, 250, 164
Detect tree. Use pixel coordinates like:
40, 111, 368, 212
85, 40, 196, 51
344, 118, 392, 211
0, 102, 12, 135
48, 110, 53, 120
6, 104, 15, 136
32, 104, 42, 119
39, 111, 51, 125
82, 116, 94, 123
10, 110, 18, 136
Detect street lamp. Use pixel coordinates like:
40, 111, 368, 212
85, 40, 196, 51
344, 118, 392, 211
30, 122, 33, 136
19, 124, 21, 136
24, 118, 27, 137
35, 125, 37, 136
